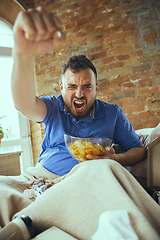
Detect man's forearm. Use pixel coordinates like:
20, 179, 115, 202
115, 145, 146, 166
11, 51, 36, 115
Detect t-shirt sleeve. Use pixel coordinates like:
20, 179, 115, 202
39, 96, 58, 125
114, 106, 142, 151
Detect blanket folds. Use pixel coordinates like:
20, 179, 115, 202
0, 160, 160, 240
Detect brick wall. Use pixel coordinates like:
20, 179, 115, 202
1, 0, 160, 165
30, 121, 44, 164
34, 0, 160, 131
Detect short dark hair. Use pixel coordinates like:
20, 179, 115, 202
62, 55, 97, 81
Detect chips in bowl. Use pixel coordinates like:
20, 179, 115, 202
64, 134, 112, 161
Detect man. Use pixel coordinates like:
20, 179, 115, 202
0, 7, 160, 240
12, 7, 145, 176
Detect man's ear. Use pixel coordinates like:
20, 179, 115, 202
96, 82, 98, 92
60, 82, 63, 91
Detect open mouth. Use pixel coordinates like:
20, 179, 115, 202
74, 100, 85, 111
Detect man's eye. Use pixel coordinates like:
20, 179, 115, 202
83, 85, 92, 89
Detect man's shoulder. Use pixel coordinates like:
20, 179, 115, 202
96, 99, 120, 110
40, 95, 63, 107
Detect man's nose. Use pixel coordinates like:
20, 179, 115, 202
75, 87, 84, 98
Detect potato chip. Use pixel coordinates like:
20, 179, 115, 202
68, 140, 106, 160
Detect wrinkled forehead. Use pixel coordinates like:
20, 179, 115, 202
61, 68, 96, 84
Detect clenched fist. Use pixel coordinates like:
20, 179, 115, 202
13, 7, 66, 55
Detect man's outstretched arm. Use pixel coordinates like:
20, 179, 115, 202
11, 7, 66, 122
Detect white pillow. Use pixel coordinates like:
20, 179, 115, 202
149, 123, 160, 142
135, 127, 155, 136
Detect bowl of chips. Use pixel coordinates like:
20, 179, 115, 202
64, 134, 112, 161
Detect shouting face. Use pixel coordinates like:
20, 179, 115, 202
60, 68, 98, 121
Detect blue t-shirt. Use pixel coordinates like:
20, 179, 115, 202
37, 95, 142, 176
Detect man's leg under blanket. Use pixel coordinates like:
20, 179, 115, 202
14, 160, 160, 240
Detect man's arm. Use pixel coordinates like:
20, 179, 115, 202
79, 144, 146, 166
11, 7, 66, 122
109, 144, 146, 166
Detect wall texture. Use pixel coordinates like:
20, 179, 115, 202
1, 0, 160, 165
34, 0, 160, 130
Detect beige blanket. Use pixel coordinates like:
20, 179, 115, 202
0, 160, 160, 240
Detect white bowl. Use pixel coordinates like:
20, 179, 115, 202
64, 134, 112, 161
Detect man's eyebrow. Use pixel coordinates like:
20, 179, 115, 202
67, 83, 77, 86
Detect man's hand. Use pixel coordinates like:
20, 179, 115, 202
13, 7, 66, 56
78, 145, 146, 167
78, 147, 117, 163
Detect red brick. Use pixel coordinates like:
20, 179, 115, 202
139, 95, 155, 103
135, 119, 160, 130
107, 62, 124, 70
132, 64, 151, 74
77, 17, 92, 27
110, 99, 123, 108
138, 87, 159, 95
116, 54, 129, 61
105, 1, 119, 10
74, 38, 87, 45
50, 71, 61, 79
109, 45, 133, 55
123, 97, 138, 106
135, 43, 141, 49
103, 85, 121, 95
130, 71, 151, 81
122, 104, 145, 114
101, 56, 115, 64
70, 3, 80, 10
62, 12, 74, 19
122, 23, 136, 31
153, 70, 160, 76
112, 39, 127, 48
130, 50, 143, 58
104, 31, 131, 43
123, 82, 136, 88
87, 46, 103, 55
107, 19, 128, 30
156, 111, 160, 117
132, 30, 139, 37
126, 37, 138, 44
127, 114, 138, 123
40, 61, 51, 69
143, 32, 156, 41
90, 52, 106, 61
139, 111, 154, 120
111, 76, 129, 86
65, 22, 76, 30
111, 89, 136, 102
138, 78, 152, 88
122, 1, 143, 12
154, 61, 160, 69
81, 0, 96, 8
147, 101, 160, 111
